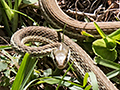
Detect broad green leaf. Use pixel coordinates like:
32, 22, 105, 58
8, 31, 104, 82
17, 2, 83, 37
94, 22, 106, 38
88, 72, 98, 90
0, 62, 8, 71
11, 53, 37, 90
0, 0, 14, 20
23, 0, 38, 4
104, 37, 116, 50
92, 39, 117, 61
107, 70, 120, 79
108, 29, 120, 40
94, 57, 120, 70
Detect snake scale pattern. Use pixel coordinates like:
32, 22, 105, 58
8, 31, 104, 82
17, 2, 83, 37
11, 26, 118, 90
10, 0, 120, 89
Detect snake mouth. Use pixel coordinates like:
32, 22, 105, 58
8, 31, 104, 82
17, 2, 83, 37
57, 65, 66, 69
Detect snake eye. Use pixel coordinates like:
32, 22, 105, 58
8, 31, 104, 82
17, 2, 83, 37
51, 43, 70, 69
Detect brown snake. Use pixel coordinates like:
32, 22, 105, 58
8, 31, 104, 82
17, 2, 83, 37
11, 26, 118, 90
39, 0, 120, 39
10, 0, 120, 89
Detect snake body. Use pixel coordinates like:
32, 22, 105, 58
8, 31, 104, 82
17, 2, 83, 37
39, 0, 120, 39
11, 26, 118, 90
10, 0, 120, 89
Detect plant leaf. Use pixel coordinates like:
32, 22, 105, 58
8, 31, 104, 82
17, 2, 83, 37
94, 57, 120, 69
23, 0, 38, 4
92, 39, 117, 61
88, 72, 98, 90
93, 22, 106, 38
81, 31, 94, 37
108, 29, 120, 40
0, 45, 11, 50
83, 73, 89, 87
11, 53, 37, 90
0, 0, 14, 20
103, 37, 116, 50
107, 70, 120, 79
0, 61, 8, 71
43, 68, 52, 77
84, 85, 92, 90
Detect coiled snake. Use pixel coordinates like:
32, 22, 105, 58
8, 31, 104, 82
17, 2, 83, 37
11, 26, 118, 90
10, 0, 120, 89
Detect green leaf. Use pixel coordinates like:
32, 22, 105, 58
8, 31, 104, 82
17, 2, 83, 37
88, 72, 98, 90
40, 77, 60, 85
23, 0, 38, 4
83, 73, 89, 87
7, 0, 12, 8
11, 53, 37, 90
0, 8, 13, 36
0, 62, 8, 71
69, 85, 83, 90
94, 57, 120, 69
35, 80, 46, 85
56, 61, 74, 90
84, 85, 92, 90
108, 29, 120, 40
93, 22, 106, 38
0, 0, 14, 20
43, 68, 52, 77
81, 31, 94, 37
92, 39, 117, 61
14, 0, 22, 7
24, 79, 38, 90
0, 45, 11, 50
12, 9, 39, 26
107, 70, 120, 79
104, 37, 116, 50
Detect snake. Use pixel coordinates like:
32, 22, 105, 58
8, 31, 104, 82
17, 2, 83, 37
39, 0, 120, 39
11, 26, 118, 90
10, 0, 120, 89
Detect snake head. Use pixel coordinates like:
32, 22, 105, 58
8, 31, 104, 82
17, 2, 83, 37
51, 43, 71, 69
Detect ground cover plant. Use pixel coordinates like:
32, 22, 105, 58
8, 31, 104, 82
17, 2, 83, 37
0, 0, 120, 90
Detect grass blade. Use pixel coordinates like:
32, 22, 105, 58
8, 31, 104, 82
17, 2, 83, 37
0, 45, 11, 50
107, 70, 120, 79
94, 57, 120, 70
1, 8, 13, 36
94, 22, 106, 39
11, 53, 37, 90
88, 72, 98, 90
0, 0, 14, 20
